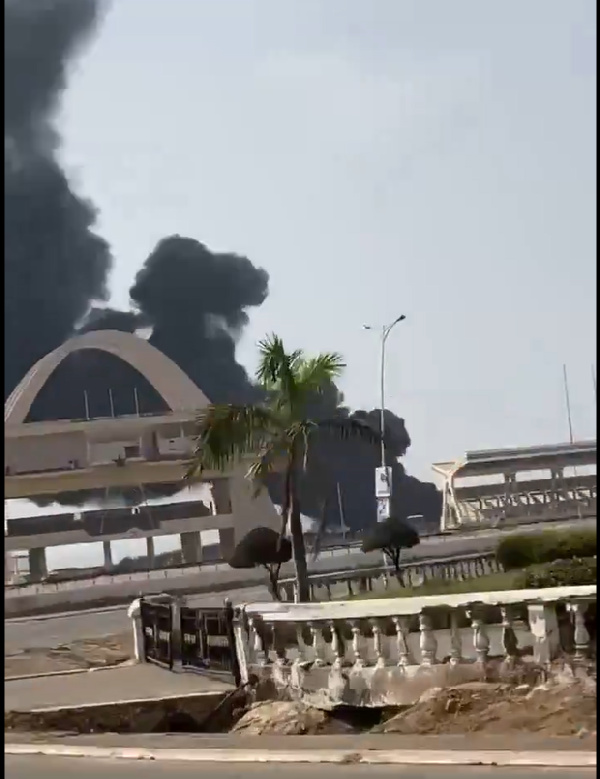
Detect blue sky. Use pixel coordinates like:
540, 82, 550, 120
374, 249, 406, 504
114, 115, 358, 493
16, 0, 596, 568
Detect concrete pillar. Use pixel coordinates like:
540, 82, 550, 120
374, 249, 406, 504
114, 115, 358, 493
102, 541, 113, 571
146, 537, 155, 568
218, 527, 235, 560
28, 548, 47, 582
180, 531, 201, 564
210, 479, 232, 514
227, 463, 280, 547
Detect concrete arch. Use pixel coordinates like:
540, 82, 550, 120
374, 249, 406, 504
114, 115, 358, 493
5, 330, 210, 425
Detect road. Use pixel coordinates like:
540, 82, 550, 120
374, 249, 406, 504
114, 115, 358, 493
4, 584, 270, 654
6, 517, 594, 654
5, 757, 594, 779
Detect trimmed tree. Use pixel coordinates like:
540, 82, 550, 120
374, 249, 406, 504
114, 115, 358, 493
361, 517, 420, 580
228, 526, 292, 601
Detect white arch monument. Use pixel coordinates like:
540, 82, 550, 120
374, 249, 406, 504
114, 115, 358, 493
5, 329, 212, 424
5, 330, 280, 577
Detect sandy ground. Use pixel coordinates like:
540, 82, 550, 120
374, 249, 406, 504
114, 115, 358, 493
376, 680, 597, 738
5, 632, 133, 678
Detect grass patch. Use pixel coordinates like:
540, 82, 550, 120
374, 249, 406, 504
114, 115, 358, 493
333, 558, 596, 601
335, 570, 523, 601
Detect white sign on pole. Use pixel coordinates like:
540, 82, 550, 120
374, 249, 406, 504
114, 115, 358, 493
376, 496, 391, 522
375, 466, 392, 498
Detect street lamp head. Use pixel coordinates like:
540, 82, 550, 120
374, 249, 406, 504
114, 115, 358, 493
362, 325, 372, 331
394, 314, 407, 325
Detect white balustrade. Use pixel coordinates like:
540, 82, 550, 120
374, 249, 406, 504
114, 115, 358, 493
233, 585, 596, 707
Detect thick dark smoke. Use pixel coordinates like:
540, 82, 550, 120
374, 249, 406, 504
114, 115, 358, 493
272, 386, 442, 534
27, 236, 268, 423
5, 0, 442, 531
5, 0, 112, 399
130, 236, 268, 406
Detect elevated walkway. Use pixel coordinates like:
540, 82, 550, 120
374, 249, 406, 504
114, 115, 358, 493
433, 440, 597, 531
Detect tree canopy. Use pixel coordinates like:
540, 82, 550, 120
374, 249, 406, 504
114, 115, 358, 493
229, 526, 292, 600
361, 516, 420, 573
229, 526, 292, 569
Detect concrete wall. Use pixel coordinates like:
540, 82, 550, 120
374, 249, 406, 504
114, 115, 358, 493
5, 690, 230, 731
5, 431, 88, 474
4, 512, 235, 551
88, 439, 142, 465
228, 462, 280, 550
4, 562, 270, 616
4, 547, 394, 616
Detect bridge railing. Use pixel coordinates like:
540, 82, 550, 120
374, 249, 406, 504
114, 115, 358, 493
277, 551, 500, 602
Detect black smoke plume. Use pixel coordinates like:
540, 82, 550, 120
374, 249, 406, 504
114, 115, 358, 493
5, 0, 442, 531
5, 0, 112, 399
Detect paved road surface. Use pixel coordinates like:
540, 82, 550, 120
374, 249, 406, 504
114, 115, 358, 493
6, 518, 594, 655
5, 585, 269, 655
5, 757, 594, 779
4, 663, 232, 711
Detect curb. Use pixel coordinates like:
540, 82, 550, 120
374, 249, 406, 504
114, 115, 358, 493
5, 605, 127, 624
4, 744, 597, 766
5, 662, 133, 683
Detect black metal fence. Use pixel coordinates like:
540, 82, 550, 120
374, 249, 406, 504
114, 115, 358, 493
140, 596, 240, 684
140, 598, 173, 669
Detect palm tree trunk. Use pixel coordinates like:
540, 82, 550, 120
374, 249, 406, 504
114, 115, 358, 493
266, 565, 283, 602
289, 481, 310, 602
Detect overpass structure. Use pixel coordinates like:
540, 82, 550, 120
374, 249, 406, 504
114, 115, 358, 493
4, 330, 281, 582
433, 441, 597, 531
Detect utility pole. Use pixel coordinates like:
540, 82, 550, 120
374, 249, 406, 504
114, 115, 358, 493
562, 364, 574, 445
363, 314, 406, 522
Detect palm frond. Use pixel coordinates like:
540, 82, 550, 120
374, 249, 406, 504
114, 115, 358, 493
316, 416, 383, 446
255, 335, 303, 408
246, 437, 290, 494
294, 353, 346, 396
185, 404, 280, 481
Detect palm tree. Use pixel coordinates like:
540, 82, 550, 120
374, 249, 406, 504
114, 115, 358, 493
186, 334, 381, 602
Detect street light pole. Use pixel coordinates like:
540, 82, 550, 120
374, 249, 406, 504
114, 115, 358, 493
364, 314, 406, 521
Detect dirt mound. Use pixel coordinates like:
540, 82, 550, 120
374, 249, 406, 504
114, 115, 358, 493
377, 680, 597, 737
231, 701, 357, 736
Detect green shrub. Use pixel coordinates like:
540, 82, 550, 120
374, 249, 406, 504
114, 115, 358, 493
523, 557, 597, 589
496, 528, 597, 570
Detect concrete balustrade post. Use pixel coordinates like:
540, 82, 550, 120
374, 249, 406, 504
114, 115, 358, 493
127, 598, 146, 663
527, 602, 561, 664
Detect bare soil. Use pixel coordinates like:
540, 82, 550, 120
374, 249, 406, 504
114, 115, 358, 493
376, 679, 597, 737
4, 631, 132, 678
